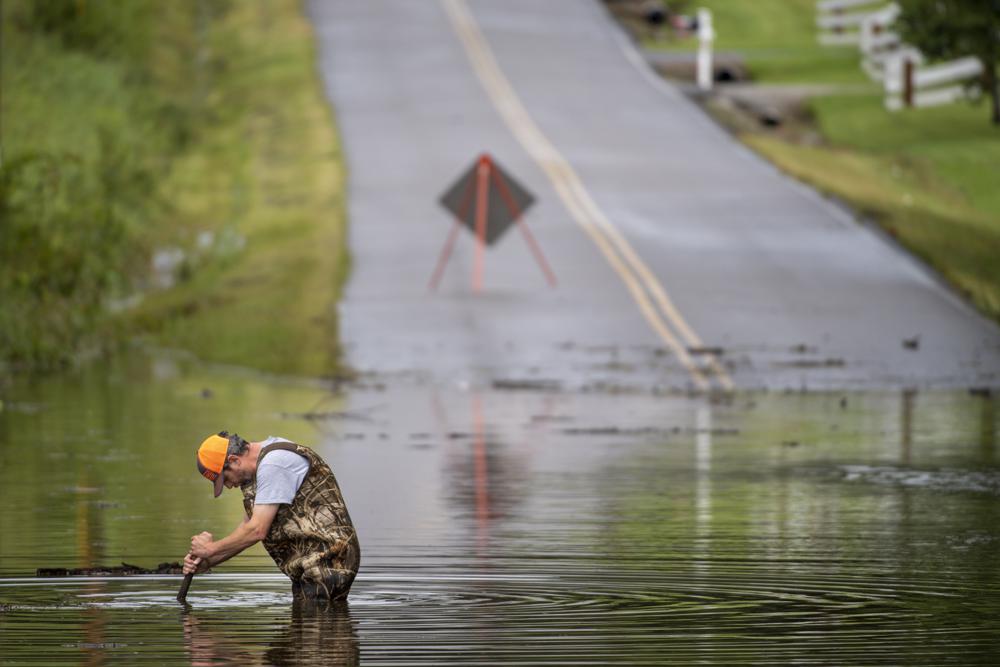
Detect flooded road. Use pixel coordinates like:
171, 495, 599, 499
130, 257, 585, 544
2, 352, 999, 664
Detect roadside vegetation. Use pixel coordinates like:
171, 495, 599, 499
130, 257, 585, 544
623, 0, 1000, 321
1, 0, 348, 377
634, 0, 872, 84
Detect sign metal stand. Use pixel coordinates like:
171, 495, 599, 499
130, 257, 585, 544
430, 153, 556, 292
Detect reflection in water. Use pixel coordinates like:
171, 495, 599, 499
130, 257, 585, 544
473, 393, 489, 553
266, 599, 359, 666
980, 395, 996, 463
82, 592, 108, 667
183, 599, 359, 666
182, 610, 251, 666
438, 390, 531, 557
1, 352, 999, 664
901, 388, 915, 464
694, 405, 712, 586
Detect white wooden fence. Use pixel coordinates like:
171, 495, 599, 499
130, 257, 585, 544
816, 0, 983, 111
858, 3, 903, 81
816, 0, 887, 46
884, 55, 983, 110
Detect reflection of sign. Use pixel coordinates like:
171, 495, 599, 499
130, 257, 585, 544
439, 154, 535, 246
430, 153, 556, 292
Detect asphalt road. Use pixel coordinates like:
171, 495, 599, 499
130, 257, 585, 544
307, 0, 1000, 391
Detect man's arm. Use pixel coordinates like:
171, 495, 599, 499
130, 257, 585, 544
189, 504, 280, 567
183, 513, 252, 574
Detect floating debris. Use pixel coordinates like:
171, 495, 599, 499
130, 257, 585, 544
687, 346, 724, 356
563, 426, 676, 437
90, 500, 121, 509
280, 410, 373, 422
839, 465, 1000, 495
62, 486, 101, 495
37, 562, 185, 577
529, 415, 574, 423
562, 425, 739, 437
774, 358, 845, 368
492, 379, 562, 391
689, 427, 740, 436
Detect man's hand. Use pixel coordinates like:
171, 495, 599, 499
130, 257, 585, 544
182, 552, 210, 575
190, 531, 215, 560
183, 507, 277, 572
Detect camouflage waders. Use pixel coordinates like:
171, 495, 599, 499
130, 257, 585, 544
241, 442, 360, 600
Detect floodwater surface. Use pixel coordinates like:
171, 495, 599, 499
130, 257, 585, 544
1, 352, 999, 664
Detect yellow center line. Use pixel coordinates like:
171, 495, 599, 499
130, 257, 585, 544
563, 167, 735, 392
441, 0, 733, 392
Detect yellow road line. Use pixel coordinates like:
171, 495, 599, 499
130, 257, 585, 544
441, 0, 734, 391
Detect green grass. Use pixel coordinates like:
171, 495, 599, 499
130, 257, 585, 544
646, 0, 871, 84
639, 0, 1000, 321
811, 95, 1000, 214
2, 0, 348, 377
1, 1, 169, 369
746, 129, 1000, 318
129, 0, 349, 378
760, 93, 1000, 320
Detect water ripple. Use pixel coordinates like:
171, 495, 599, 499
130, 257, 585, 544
839, 465, 1000, 494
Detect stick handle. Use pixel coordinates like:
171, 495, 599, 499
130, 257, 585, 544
177, 572, 194, 603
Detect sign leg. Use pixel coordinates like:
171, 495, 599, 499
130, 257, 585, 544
429, 221, 463, 291
472, 158, 491, 293
491, 167, 557, 287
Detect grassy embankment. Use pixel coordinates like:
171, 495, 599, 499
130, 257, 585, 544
1, 0, 347, 377
646, 0, 1000, 321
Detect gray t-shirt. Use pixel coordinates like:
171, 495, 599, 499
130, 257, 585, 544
254, 437, 310, 505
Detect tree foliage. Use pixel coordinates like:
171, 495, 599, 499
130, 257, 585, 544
895, 0, 1000, 124
0, 0, 231, 371
0, 138, 155, 369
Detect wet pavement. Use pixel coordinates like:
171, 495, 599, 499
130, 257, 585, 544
309, 0, 1000, 391
1, 353, 999, 664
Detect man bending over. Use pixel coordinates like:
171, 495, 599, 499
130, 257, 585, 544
183, 431, 360, 600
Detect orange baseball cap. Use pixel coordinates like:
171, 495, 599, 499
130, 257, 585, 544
197, 433, 231, 498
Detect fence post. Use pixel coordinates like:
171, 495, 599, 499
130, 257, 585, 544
903, 56, 914, 107
697, 8, 714, 91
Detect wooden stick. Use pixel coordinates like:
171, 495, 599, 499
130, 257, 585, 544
177, 572, 194, 604
178, 550, 196, 604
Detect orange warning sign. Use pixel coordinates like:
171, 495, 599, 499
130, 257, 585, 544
430, 153, 555, 292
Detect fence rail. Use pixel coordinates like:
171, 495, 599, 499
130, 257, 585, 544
859, 4, 903, 81
815, 0, 983, 111
816, 0, 887, 45
884, 55, 982, 110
